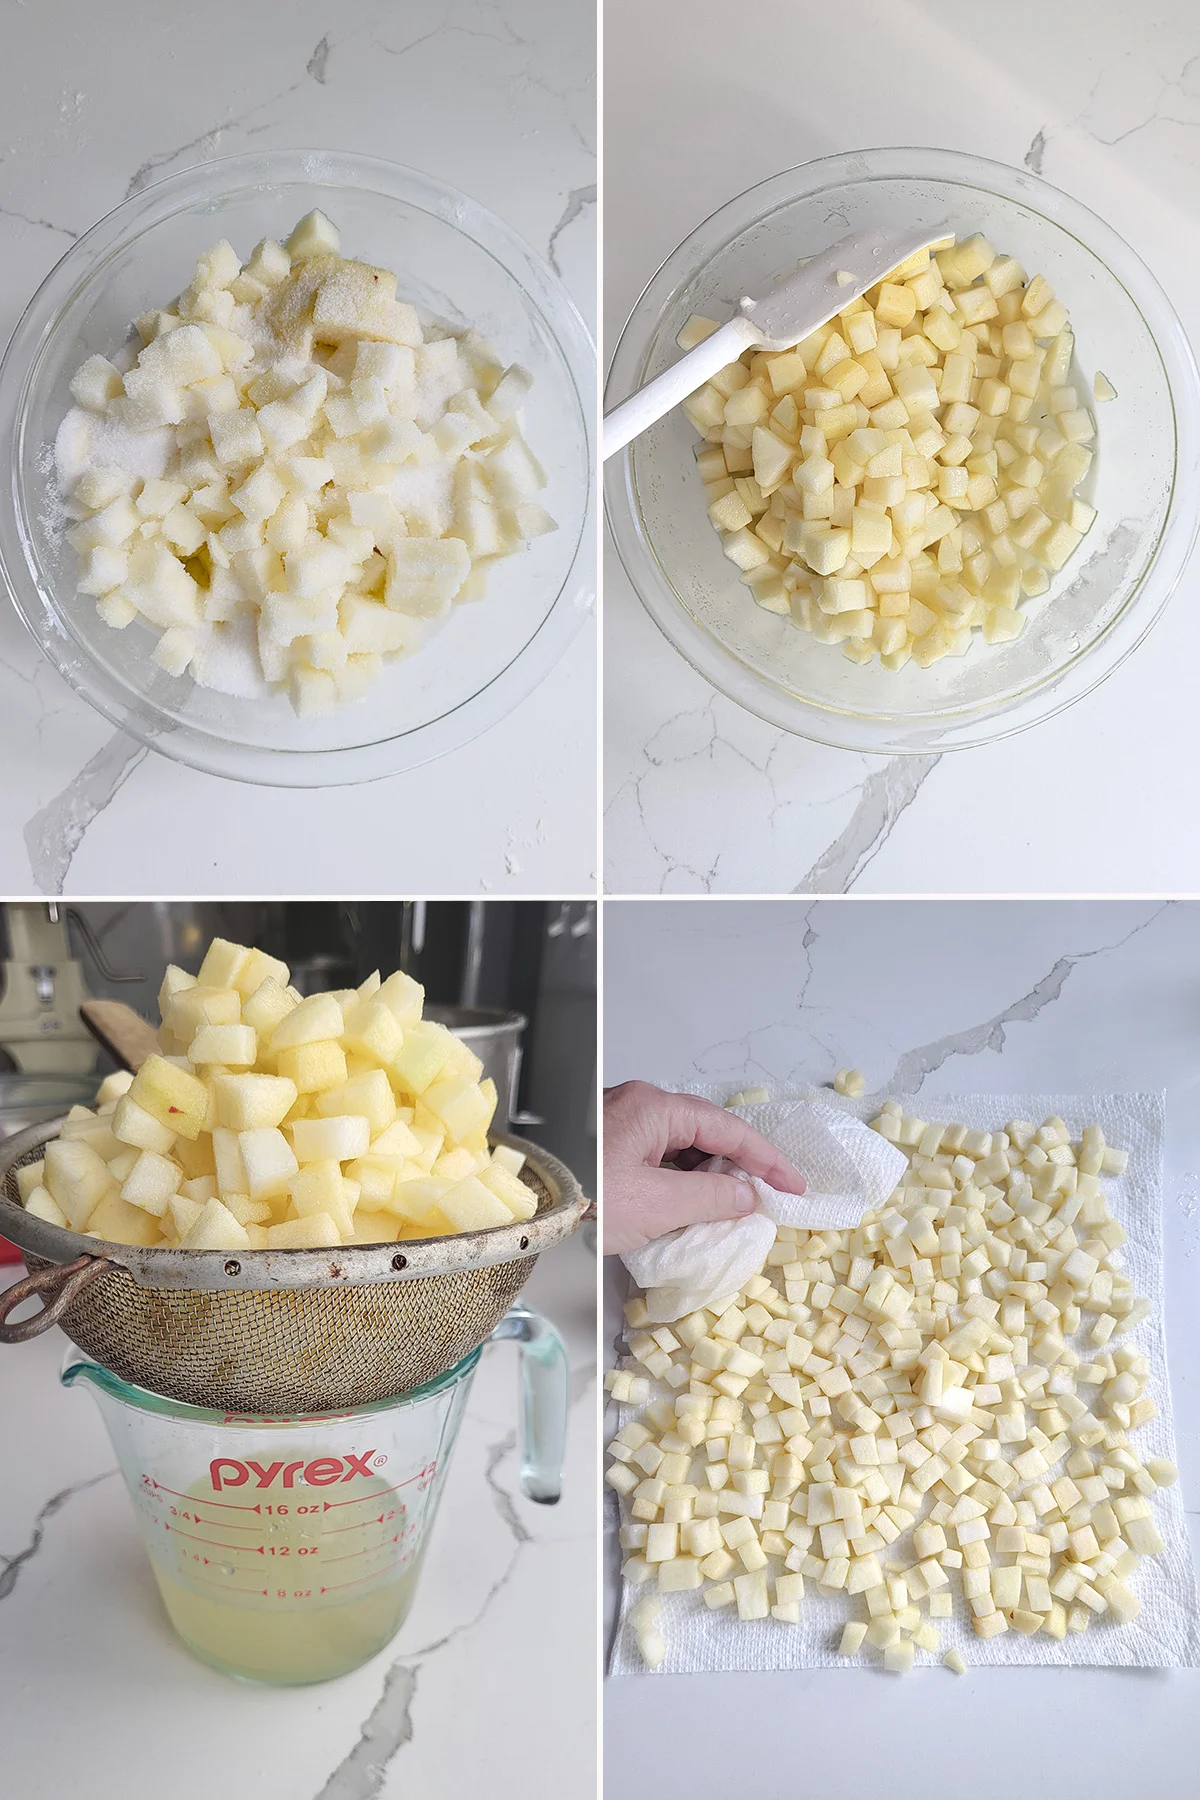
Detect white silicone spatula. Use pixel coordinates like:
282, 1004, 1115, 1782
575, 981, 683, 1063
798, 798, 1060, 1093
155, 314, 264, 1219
602, 222, 950, 461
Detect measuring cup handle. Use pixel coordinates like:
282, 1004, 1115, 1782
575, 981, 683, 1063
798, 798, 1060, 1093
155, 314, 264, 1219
491, 1304, 569, 1505
0, 1254, 107, 1343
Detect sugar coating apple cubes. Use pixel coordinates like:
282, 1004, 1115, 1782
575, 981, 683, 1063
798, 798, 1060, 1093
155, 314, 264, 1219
385, 538, 471, 616
56, 212, 555, 717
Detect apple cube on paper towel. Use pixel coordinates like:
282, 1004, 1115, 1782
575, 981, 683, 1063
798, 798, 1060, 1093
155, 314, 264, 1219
21, 935, 535, 1254
609, 1093, 1177, 1676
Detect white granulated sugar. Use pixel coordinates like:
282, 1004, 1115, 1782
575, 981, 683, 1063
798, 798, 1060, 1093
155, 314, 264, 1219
52, 210, 555, 718
414, 337, 466, 429
77, 412, 175, 483
384, 459, 456, 537
53, 408, 94, 486
192, 611, 268, 699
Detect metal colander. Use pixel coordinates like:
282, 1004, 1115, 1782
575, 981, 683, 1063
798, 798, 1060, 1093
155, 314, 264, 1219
0, 1118, 586, 1413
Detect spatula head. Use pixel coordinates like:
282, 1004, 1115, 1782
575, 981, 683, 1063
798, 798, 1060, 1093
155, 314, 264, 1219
737, 223, 952, 351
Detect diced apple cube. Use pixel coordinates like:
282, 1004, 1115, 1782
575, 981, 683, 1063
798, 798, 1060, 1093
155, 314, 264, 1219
77, 546, 129, 597
312, 262, 421, 347
266, 1211, 342, 1248
374, 969, 424, 1028
112, 1093, 177, 1155
167, 1192, 204, 1239
487, 364, 532, 420
314, 1069, 396, 1135
391, 1020, 456, 1094
88, 1189, 162, 1246
285, 211, 341, 260
480, 1163, 537, 1222
384, 537, 471, 616
211, 1127, 249, 1200
241, 978, 297, 1044
181, 1197, 251, 1251
189, 1024, 257, 1066
269, 991, 347, 1052
276, 1039, 348, 1094
23, 1185, 68, 1228
246, 237, 291, 285
70, 354, 124, 410
490, 1143, 527, 1178
421, 1075, 493, 1142
291, 1161, 355, 1238
439, 1175, 512, 1233
210, 408, 265, 466
128, 1055, 209, 1141
96, 1070, 136, 1107
367, 1118, 422, 1162
289, 667, 337, 718
341, 997, 404, 1066
120, 1150, 182, 1216
290, 1115, 372, 1164
238, 1127, 299, 1199
338, 594, 415, 655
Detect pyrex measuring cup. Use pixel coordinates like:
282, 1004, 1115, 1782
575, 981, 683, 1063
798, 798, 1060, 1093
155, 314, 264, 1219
63, 1304, 567, 1685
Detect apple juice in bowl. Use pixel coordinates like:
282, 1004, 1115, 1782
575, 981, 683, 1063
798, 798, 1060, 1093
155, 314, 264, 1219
63, 1349, 478, 1686
146, 1460, 428, 1684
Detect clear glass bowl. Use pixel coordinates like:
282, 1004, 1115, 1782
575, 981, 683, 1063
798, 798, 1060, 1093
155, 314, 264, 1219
605, 147, 1200, 753
0, 149, 595, 786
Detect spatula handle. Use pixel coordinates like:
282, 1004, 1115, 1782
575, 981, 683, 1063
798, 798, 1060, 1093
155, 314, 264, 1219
80, 999, 159, 1073
602, 316, 758, 461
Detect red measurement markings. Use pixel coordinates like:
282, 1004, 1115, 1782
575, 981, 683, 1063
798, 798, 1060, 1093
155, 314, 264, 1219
193, 1578, 270, 1596
325, 1513, 390, 1535
319, 1561, 400, 1595
163, 1524, 261, 1551
321, 1534, 401, 1567
145, 1480, 263, 1512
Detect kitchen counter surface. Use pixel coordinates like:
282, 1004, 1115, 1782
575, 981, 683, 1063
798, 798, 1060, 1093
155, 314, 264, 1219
603, 898, 1200, 1797
0, 0, 596, 896
604, 0, 1200, 895
0, 1233, 596, 1800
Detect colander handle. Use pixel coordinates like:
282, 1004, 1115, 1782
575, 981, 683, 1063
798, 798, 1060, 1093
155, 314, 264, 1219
0, 1254, 108, 1343
491, 1304, 569, 1505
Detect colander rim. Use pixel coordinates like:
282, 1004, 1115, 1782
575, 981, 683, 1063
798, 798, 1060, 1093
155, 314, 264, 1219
0, 1118, 585, 1291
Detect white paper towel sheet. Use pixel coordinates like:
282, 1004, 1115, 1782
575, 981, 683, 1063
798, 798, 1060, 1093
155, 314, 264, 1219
608, 1089, 1200, 1673
622, 1096, 908, 1321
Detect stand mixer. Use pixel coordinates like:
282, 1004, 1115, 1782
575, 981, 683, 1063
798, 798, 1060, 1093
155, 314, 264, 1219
0, 904, 94, 1074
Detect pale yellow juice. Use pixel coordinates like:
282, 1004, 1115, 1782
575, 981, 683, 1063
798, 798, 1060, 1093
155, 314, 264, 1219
143, 1470, 424, 1684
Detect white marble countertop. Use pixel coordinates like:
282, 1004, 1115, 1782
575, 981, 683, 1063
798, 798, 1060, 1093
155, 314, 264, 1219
603, 898, 1200, 1798
0, 1234, 596, 1800
0, 0, 596, 896
604, 0, 1200, 894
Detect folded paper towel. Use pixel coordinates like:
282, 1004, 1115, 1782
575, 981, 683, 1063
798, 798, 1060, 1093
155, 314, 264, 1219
622, 1095, 908, 1321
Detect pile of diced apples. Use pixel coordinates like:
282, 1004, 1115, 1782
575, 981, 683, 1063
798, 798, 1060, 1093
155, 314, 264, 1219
606, 1101, 1176, 1674
680, 233, 1097, 668
16, 936, 536, 1252
56, 212, 555, 716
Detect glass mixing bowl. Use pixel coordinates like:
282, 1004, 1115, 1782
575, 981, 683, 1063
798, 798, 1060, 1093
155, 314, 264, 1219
0, 149, 595, 786
605, 147, 1200, 753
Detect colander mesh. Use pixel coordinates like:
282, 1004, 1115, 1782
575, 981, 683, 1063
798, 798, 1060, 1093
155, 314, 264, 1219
4, 1137, 553, 1413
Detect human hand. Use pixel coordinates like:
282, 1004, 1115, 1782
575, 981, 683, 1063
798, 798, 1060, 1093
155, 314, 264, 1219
602, 1081, 806, 1255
